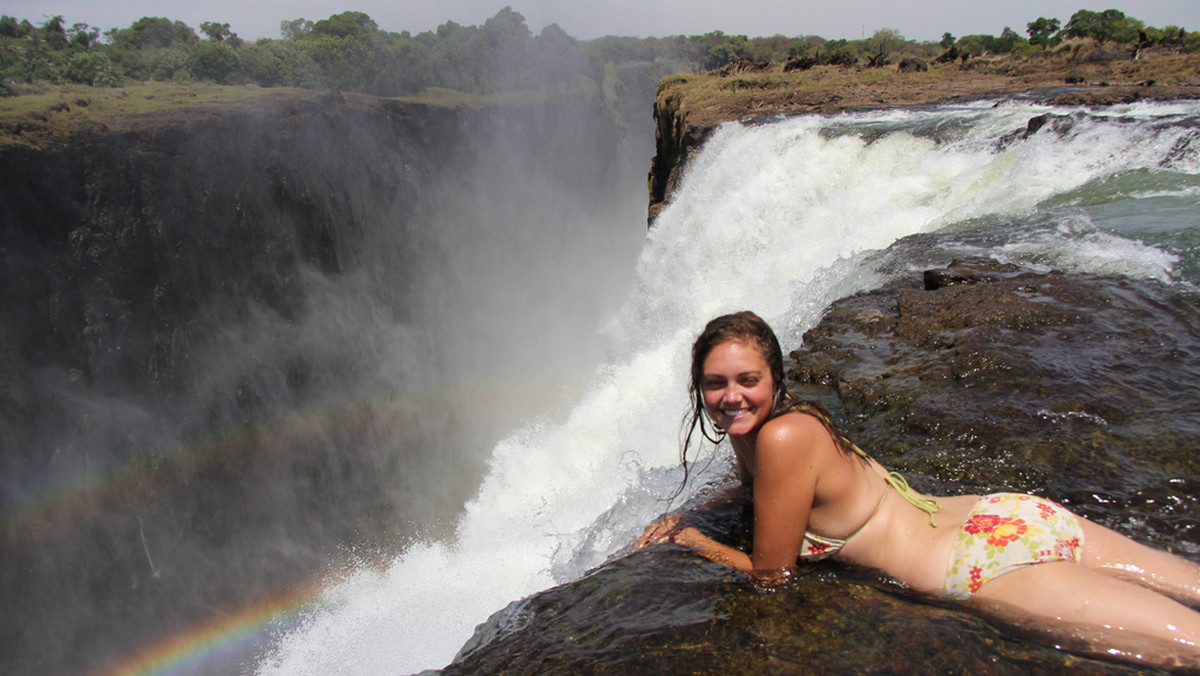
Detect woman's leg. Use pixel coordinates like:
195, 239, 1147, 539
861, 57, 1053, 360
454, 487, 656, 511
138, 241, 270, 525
1078, 518, 1200, 603
971, 560, 1200, 667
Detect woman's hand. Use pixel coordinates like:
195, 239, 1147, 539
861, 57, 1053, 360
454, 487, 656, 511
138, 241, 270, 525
660, 525, 707, 548
635, 512, 684, 550
637, 515, 756, 571
655, 525, 753, 571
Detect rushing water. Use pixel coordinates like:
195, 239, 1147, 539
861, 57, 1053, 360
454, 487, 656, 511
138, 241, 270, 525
253, 98, 1200, 675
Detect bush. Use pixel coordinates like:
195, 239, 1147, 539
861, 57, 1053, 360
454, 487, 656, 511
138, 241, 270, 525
239, 39, 314, 87
1010, 42, 1043, 58
64, 51, 110, 85
1063, 9, 1143, 44
189, 40, 238, 83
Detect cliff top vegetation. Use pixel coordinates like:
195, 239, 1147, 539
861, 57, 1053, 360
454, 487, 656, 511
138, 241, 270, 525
0, 82, 557, 150
1, 6, 1197, 150
658, 46, 1200, 129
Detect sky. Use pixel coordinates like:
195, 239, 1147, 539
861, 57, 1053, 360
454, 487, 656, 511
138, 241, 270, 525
6, 0, 1200, 44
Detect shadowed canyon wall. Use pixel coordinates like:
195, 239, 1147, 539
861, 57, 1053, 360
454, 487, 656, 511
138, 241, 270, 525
0, 88, 652, 675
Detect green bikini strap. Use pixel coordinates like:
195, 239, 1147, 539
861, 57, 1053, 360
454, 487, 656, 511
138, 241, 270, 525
786, 400, 942, 527
884, 471, 941, 527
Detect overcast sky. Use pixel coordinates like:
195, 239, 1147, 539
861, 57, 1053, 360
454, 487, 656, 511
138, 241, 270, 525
7, 1, 1199, 43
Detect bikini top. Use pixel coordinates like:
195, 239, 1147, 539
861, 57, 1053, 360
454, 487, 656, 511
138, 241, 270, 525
786, 401, 942, 561
799, 472, 938, 560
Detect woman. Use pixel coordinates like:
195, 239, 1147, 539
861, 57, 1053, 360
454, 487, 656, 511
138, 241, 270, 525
636, 311, 1200, 667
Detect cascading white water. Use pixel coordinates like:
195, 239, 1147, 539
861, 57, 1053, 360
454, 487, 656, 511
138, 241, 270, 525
256, 99, 1200, 675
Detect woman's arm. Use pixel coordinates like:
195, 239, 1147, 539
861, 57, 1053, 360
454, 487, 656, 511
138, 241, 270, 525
749, 415, 819, 570
634, 479, 748, 550
662, 525, 752, 570
637, 433, 760, 550
651, 414, 826, 572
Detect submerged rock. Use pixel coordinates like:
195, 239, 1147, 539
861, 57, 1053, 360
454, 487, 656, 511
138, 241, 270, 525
447, 546, 1141, 674
448, 257, 1200, 674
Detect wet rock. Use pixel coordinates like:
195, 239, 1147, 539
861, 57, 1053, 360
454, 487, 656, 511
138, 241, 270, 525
996, 113, 1080, 150
447, 547, 1138, 675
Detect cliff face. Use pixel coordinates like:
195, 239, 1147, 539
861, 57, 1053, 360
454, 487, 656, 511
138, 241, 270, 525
2, 90, 646, 429
1, 92, 484, 673
0, 89, 649, 676
3, 94, 421, 397
646, 86, 714, 224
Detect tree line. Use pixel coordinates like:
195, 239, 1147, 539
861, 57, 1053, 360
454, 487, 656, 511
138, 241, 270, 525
1, 7, 1194, 97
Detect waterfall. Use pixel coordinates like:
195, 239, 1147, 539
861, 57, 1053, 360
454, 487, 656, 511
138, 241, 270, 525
257, 99, 1200, 674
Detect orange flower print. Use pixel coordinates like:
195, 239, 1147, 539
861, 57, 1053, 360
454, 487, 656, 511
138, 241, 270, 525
1053, 536, 1081, 560
963, 514, 1001, 535
968, 565, 984, 593
986, 518, 1027, 547
1036, 502, 1057, 520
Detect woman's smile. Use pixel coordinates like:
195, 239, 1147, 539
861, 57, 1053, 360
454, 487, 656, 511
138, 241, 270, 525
701, 339, 775, 437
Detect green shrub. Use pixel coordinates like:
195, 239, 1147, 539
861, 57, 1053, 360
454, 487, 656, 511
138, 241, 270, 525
188, 41, 238, 83
1186, 32, 1200, 53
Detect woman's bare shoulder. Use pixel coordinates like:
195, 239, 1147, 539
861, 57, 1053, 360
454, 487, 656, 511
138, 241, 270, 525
757, 411, 839, 455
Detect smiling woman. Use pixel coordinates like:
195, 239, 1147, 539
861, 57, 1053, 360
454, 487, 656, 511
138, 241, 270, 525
700, 340, 777, 437
637, 310, 1200, 669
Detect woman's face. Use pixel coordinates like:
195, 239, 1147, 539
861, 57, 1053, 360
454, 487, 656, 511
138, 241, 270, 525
700, 338, 775, 438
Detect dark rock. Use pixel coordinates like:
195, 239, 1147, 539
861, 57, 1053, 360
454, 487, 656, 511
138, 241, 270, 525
898, 57, 928, 73
714, 58, 772, 75
996, 112, 1080, 150
784, 55, 818, 72
647, 97, 716, 224
923, 259, 1025, 289
935, 46, 962, 64
448, 546, 1136, 675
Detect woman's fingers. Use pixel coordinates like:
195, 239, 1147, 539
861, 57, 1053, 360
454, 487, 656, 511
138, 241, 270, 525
635, 513, 683, 549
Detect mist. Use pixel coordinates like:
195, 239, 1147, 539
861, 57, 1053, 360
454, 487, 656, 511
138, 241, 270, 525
0, 81, 654, 674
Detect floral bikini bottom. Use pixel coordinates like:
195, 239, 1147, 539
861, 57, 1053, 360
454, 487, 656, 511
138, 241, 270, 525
944, 493, 1086, 599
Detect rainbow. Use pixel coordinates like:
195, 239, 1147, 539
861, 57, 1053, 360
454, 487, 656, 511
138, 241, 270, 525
3, 395, 414, 676
7, 381, 558, 675
93, 579, 325, 676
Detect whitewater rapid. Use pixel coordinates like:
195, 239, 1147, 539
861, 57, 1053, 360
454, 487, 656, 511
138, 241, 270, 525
257, 98, 1200, 675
